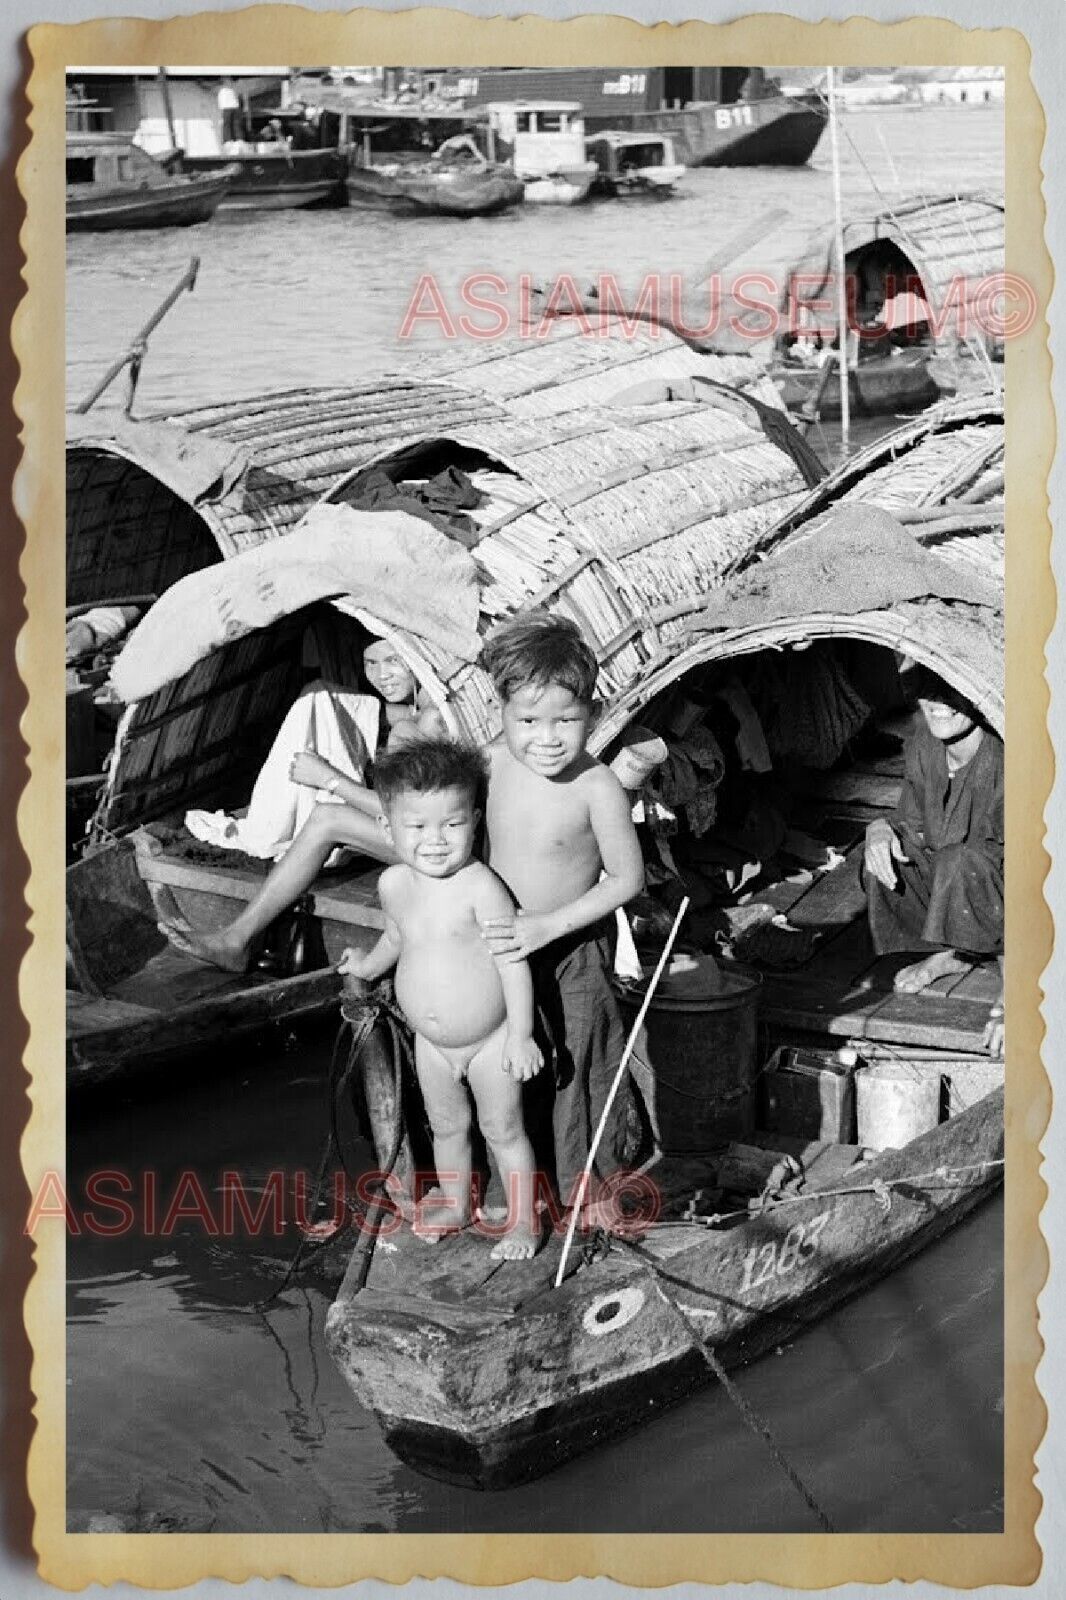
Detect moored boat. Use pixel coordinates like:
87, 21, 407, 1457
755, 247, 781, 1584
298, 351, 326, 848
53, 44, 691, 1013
65, 350, 1002, 1101
589, 82, 828, 168
345, 158, 522, 216
585, 131, 685, 196
66, 133, 236, 231
441, 66, 829, 167
326, 1087, 1003, 1489
774, 345, 941, 419
182, 147, 348, 212
484, 102, 597, 205
772, 190, 1004, 419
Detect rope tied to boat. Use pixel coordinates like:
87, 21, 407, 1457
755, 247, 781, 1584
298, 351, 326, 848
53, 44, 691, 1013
682, 1157, 1005, 1231
255, 981, 411, 1310
609, 1233, 836, 1533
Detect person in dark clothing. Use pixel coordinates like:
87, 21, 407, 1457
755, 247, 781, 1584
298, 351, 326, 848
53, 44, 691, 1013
864, 667, 1003, 1057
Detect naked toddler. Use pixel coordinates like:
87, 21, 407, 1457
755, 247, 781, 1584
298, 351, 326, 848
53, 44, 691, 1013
339, 739, 543, 1260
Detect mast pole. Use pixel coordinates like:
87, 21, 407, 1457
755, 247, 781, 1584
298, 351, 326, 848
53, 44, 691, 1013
827, 66, 851, 457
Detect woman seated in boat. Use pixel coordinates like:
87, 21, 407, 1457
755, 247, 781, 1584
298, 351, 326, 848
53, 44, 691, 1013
862, 664, 1004, 1057
164, 638, 446, 972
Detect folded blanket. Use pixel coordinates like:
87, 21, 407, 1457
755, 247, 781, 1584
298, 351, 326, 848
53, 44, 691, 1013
185, 681, 380, 864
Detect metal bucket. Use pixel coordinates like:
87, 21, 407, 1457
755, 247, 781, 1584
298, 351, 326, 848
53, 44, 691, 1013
855, 1060, 942, 1150
620, 962, 763, 1151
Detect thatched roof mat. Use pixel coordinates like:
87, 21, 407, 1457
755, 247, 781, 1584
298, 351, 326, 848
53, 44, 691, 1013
592, 595, 1003, 750
66, 379, 499, 606
406, 314, 789, 415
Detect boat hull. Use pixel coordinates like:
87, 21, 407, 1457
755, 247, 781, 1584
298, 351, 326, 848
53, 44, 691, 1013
588, 95, 827, 168
65, 827, 380, 1088
520, 167, 596, 205
776, 349, 941, 419
183, 150, 348, 211
66, 169, 234, 232
593, 164, 685, 198
346, 164, 523, 216
327, 1089, 1003, 1490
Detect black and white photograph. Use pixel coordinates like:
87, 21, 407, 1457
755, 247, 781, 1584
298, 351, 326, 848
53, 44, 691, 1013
30, 27, 1037, 1575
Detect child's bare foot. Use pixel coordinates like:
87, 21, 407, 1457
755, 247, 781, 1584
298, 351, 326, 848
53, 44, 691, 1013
412, 1192, 471, 1243
893, 949, 971, 993
489, 1220, 542, 1261
159, 920, 251, 974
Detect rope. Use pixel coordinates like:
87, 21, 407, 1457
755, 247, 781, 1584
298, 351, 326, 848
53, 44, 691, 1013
612, 1234, 835, 1532
255, 985, 411, 1310
679, 1157, 1004, 1231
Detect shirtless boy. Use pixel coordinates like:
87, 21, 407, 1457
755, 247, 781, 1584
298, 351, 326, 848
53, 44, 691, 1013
338, 739, 544, 1260
168, 611, 646, 1199
477, 613, 646, 1204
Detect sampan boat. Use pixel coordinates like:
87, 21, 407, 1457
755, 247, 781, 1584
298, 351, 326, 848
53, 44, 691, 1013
65, 338, 1001, 1109
66, 133, 236, 232
326, 1087, 1003, 1489
772, 191, 1004, 420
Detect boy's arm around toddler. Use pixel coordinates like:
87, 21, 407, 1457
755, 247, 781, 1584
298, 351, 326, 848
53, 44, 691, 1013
483, 765, 644, 963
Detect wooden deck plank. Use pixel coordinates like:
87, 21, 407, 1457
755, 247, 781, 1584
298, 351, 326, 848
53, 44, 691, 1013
761, 971, 990, 1051
944, 961, 1002, 1001
785, 851, 868, 929
67, 990, 160, 1035
136, 850, 386, 929
857, 987, 991, 1051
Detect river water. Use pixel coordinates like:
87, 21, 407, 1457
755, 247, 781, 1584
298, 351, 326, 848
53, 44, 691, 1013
66, 103, 1004, 1535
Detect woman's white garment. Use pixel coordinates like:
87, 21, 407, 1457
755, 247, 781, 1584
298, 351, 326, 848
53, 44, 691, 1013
185, 680, 381, 865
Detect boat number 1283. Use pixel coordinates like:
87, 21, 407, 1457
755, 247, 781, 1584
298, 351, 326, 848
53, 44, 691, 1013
715, 105, 755, 130
739, 1210, 831, 1293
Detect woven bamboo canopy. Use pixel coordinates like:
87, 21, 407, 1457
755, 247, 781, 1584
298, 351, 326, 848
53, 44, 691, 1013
406, 314, 790, 413
92, 386, 1002, 846
88, 358, 822, 839
780, 190, 1004, 349
66, 379, 500, 607
67, 319, 786, 609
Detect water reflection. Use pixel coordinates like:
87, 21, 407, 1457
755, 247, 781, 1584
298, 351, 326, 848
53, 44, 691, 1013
67, 1019, 1003, 1534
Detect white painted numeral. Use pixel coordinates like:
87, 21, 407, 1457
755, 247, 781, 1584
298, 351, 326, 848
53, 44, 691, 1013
739, 1210, 831, 1294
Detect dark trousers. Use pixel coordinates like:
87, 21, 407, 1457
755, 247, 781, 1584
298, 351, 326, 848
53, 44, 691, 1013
866, 822, 1003, 958
531, 923, 639, 1204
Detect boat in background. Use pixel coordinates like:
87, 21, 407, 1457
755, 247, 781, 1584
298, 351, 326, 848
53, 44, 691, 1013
485, 102, 597, 205
616, 84, 827, 168
345, 129, 523, 216
66, 133, 236, 232
181, 103, 348, 211
772, 190, 1004, 421
440, 66, 829, 168
585, 131, 685, 196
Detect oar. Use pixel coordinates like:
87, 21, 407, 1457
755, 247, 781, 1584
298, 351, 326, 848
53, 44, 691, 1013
75, 255, 200, 414
691, 205, 790, 287
554, 897, 689, 1290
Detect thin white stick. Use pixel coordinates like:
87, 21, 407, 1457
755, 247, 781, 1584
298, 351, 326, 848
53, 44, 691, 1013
553, 897, 690, 1290
826, 67, 851, 458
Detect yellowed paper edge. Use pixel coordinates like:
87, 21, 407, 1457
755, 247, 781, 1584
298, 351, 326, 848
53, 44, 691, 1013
16, 7, 1050, 1587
